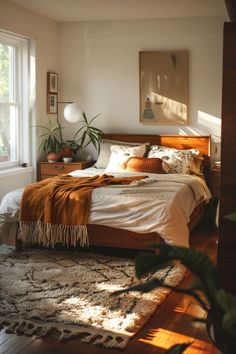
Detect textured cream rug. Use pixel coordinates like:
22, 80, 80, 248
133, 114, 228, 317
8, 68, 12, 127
0, 244, 186, 349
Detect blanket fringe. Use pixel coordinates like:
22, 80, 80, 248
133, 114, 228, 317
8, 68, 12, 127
18, 221, 89, 248
0, 319, 130, 349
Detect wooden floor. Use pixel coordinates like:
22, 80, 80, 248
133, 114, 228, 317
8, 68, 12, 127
0, 223, 218, 354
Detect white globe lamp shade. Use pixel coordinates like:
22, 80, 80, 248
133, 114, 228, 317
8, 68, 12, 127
64, 103, 82, 123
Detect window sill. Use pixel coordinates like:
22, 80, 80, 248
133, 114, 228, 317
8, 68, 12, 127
0, 166, 33, 178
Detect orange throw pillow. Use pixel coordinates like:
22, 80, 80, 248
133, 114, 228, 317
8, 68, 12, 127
125, 157, 165, 173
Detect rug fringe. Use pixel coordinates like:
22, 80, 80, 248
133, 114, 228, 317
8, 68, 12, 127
0, 319, 130, 349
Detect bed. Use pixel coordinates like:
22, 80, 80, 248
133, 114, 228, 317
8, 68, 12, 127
0, 134, 212, 251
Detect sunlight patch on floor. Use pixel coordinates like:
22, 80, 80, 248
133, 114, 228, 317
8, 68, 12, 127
139, 328, 217, 353
183, 302, 206, 318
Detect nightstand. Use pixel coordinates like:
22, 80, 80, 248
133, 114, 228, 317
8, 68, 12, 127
39, 161, 93, 181
211, 164, 221, 199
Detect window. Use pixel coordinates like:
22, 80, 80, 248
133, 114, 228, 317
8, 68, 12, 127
0, 31, 30, 169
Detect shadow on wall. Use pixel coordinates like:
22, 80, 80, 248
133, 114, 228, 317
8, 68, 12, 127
197, 110, 221, 162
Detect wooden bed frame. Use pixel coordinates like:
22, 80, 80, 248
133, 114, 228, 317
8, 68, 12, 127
16, 134, 211, 252
87, 202, 205, 250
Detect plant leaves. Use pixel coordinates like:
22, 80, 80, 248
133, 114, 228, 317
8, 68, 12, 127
82, 111, 88, 124
135, 253, 171, 278
135, 244, 218, 307
80, 130, 87, 148
216, 289, 236, 312
112, 273, 209, 311
112, 279, 163, 296
89, 131, 100, 149
221, 309, 236, 338
88, 131, 97, 149
71, 111, 103, 150
73, 126, 84, 140
88, 113, 101, 124
89, 126, 103, 133
35, 115, 62, 153
36, 111, 103, 153
225, 211, 236, 222
35, 125, 51, 132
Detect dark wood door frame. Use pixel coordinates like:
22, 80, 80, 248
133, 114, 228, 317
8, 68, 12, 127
218, 1, 236, 294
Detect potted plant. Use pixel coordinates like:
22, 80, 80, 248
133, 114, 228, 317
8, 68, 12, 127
37, 116, 61, 162
37, 111, 103, 162
113, 237, 236, 353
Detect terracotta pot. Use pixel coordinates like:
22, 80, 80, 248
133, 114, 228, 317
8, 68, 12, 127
59, 147, 74, 158
47, 152, 59, 162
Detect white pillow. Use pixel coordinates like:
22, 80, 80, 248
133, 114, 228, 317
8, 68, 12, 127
94, 139, 149, 169
104, 144, 147, 172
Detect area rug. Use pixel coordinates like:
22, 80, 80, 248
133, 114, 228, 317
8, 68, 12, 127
0, 244, 186, 349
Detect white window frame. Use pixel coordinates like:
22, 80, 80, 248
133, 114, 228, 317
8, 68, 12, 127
0, 30, 31, 170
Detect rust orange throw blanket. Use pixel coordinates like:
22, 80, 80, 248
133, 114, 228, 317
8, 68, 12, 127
18, 174, 146, 248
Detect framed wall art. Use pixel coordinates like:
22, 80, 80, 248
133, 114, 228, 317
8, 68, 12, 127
47, 72, 58, 93
139, 51, 188, 125
47, 93, 58, 114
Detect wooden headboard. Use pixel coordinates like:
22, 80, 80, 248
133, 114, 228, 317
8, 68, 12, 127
103, 134, 211, 185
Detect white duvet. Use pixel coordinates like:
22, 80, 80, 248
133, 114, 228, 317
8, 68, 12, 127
0, 167, 211, 247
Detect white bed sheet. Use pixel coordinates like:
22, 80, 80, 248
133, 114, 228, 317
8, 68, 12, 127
0, 167, 211, 247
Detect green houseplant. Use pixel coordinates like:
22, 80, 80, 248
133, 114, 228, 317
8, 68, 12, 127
37, 111, 103, 161
37, 116, 61, 161
113, 242, 236, 354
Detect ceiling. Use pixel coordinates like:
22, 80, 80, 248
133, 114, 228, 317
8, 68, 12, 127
10, 0, 227, 22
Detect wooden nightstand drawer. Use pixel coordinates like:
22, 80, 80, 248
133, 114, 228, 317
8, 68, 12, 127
39, 161, 93, 180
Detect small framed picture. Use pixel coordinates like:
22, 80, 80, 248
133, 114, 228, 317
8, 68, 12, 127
47, 72, 58, 93
47, 94, 58, 114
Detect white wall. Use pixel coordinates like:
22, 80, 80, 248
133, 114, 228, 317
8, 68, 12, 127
59, 17, 225, 161
0, 0, 59, 200
0, 7, 226, 199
